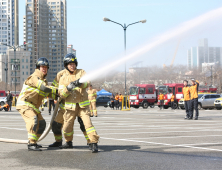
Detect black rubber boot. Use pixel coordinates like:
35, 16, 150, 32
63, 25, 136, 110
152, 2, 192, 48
88, 143, 92, 150
28, 144, 42, 151
91, 143, 98, 153
37, 144, 42, 148
59, 141, 73, 149
49, 141, 62, 147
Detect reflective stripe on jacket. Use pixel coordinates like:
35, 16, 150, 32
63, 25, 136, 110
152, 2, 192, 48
87, 89, 97, 101
58, 69, 90, 110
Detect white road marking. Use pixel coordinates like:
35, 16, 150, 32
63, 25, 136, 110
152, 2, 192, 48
100, 137, 222, 152
126, 135, 222, 139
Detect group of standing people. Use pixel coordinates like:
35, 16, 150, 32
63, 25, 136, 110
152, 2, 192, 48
16, 53, 99, 152
183, 79, 199, 120
111, 93, 123, 110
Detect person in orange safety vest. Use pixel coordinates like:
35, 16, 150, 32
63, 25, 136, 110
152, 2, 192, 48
0, 102, 9, 111
118, 93, 123, 109
190, 79, 199, 120
183, 80, 192, 119
159, 93, 164, 110
115, 93, 119, 110
171, 93, 175, 110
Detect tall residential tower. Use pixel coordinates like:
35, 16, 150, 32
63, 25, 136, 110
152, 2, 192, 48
24, 0, 67, 81
0, 0, 19, 54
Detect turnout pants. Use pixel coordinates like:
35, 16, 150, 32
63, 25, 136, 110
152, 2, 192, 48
18, 107, 46, 144
52, 103, 90, 143
89, 101, 97, 116
63, 104, 99, 143
184, 100, 192, 118
190, 98, 199, 118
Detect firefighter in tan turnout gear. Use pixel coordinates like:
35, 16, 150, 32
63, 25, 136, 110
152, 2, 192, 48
58, 53, 99, 153
49, 69, 90, 147
16, 58, 57, 151
87, 85, 97, 117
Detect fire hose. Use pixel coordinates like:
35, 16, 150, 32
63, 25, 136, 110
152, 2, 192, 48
0, 97, 61, 144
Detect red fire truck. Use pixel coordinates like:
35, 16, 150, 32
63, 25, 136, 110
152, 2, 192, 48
157, 83, 184, 109
129, 84, 157, 109
198, 86, 217, 93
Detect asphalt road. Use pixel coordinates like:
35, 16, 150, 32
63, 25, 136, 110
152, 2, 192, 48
1, 106, 222, 170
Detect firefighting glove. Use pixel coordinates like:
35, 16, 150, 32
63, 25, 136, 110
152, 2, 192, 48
72, 79, 82, 87
66, 82, 76, 91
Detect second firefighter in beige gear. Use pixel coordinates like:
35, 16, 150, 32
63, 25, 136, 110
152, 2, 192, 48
16, 57, 57, 151
49, 69, 90, 147
87, 85, 97, 117
59, 69, 99, 144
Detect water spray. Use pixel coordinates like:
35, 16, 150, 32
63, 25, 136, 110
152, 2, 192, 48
80, 7, 222, 83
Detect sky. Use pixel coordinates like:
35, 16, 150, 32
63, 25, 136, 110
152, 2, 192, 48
19, 0, 222, 72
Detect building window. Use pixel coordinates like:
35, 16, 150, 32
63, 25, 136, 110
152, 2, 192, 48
23, 72, 24, 75
27, 4, 32, 7
27, 0, 32, 2
26, 65, 28, 69
26, 72, 28, 75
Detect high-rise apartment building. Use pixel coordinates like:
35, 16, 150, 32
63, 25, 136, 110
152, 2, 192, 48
187, 39, 222, 69
0, 0, 19, 54
24, 0, 67, 82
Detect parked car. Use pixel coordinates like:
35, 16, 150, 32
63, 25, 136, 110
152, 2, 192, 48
198, 94, 221, 110
214, 97, 222, 110
96, 96, 111, 107
179, 93, 212, 110
0, 97, 7, 106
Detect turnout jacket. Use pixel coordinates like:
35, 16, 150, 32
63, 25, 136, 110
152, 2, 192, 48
52, 69, 67, 88
190, 80, 199, 100
87, 89, 97, 102
16, 69, 57, 113
58, 69, 90, 110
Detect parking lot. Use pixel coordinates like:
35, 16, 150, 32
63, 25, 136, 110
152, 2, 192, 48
0, 106, 222, 170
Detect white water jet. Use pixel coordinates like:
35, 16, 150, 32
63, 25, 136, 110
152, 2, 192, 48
80, 7, 222, 83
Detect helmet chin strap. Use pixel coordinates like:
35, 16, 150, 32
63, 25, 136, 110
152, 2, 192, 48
66, 66, 76, 74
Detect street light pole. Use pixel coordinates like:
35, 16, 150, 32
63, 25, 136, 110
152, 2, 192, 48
103, 17, 146, 95
14, 47, 17, 105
